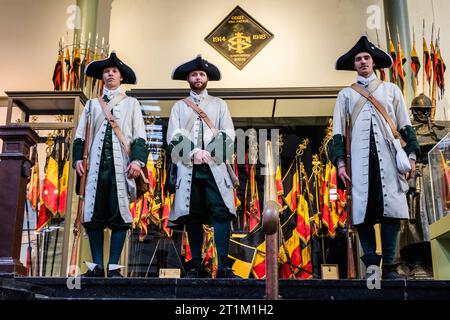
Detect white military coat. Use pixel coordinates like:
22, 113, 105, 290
166, 91, 236, 222
333, 76, 411, 225
75, 89, 147, 224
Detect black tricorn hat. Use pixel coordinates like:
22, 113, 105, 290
172, 55, 221, 81
85, 51, 137, 84
336, 35, 393, 71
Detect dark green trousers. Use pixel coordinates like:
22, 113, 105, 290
182, 164, 234, 225
182, 164, 234, 270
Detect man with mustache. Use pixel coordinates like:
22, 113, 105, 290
167, 55, 236, 278
73, 51, 148, 278
329, 36, 420, 279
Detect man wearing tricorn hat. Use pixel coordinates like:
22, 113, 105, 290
73, 51, 148, 277
167, 55, 236, 278
329, 35, 420, 279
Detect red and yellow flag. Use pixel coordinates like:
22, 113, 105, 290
411, 39, 421, 97
233, 160, 241, 210
64, 47, 71, 91
396, 40, 406, 96
285, 170, 300, 213
279, 212, 300, 279
36, 203, 51, 232
139, 193, 151, 242
275, 164, 284, 207
42, 143, 59, 215
436, 49, 446, 95
181, 230, 192, 263
52, 50, 64, 90
70, 47, 81, 90
161, 193, 173, 237
411, 42, 421, 78
82, 46, 91, 92
57, 155, 69, 217
150, 193, 162, 228
424, 37, 432, 85
389, 39, 398, 83
321, 162, 334, 237
27, 147, 40, 211
248, 165, 260, 232
202, 226, 219, 278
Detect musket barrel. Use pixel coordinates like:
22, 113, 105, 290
345, 112, 356, 279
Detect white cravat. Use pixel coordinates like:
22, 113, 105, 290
356, 73, 377, 88
190, 89, 208, 104
102, 85, 124, 101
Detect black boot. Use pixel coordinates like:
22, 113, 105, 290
361, 254, 382, 279
185, 259, 203, 278
216, 267, 238, 278
382, 264, 403, 280
216, 256, 238, 278
81, 265, 105, 278
107, 269, 123, 278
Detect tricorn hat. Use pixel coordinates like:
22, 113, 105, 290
85, 51, 137, 84
172, 55, 221, 81
336, 35, 393, 71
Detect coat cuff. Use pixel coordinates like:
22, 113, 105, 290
399, 125, 421, 158
327, 134, 346, 167
72, 138, 84, 168
130, 138, 149, 164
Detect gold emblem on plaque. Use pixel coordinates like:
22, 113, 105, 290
205, 6, 274, 70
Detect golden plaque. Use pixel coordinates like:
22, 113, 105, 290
205, 6, 274, 70
321, 264, 340, 280
159, 268, 181, 278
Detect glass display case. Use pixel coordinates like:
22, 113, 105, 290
428, 132, 450, 280
428, 132, 450, 222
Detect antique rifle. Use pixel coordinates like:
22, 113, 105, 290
345, 109, 356, 279
68, 107, 91, 276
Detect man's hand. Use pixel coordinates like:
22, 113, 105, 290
338, 166, 351, 188
127, 162, 142, 179
193, 150, 213, 164
75, 160, 85, 176
406, 159, 416, 180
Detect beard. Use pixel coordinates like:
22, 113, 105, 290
189, 80, 208, 92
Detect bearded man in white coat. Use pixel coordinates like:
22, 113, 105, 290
167, 55, 236, 278
329, 36, 420, 279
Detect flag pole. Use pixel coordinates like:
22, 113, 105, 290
397, 27, 406, 98
430, 23, 435, 97
422, 20, 426, 95
386, 22, 396, 84
412, 26, 418, 97
375, 29, 386, 81
24, 197, 33, 276
431, 25, 437, 119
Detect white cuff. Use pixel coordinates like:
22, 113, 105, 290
408, 152, 417, 161
132, 160, 145, 167
73, 160, 82, 169
108, 264, 125, 271
337, 158, 346, 169
84, 261, 99, 271
189, 148, 202, 159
